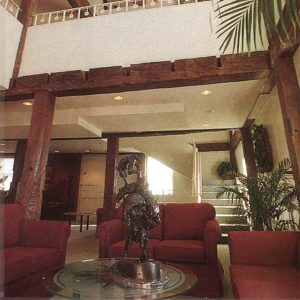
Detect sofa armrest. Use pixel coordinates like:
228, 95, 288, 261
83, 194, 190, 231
96, 219, 124, 258
203, 219, 221, 266
228, 231, 299, 267
20, 219, 71, 249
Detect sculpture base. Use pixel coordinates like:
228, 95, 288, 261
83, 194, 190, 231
111, 259, 168, 289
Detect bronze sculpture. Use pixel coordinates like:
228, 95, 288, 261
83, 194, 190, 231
116, 154, 160, 263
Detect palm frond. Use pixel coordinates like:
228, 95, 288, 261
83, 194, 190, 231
214, 0, 300, 54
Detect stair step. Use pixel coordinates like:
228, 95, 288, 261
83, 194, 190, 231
203, 199, 240, 206
214, 205, 239, 214
216, 214, 247, 224
220, 223, 250, 233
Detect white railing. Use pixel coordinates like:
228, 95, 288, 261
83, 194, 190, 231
0, 0, 21, 18
32, 0, 205, 26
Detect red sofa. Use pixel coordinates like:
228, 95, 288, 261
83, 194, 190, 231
96, 203, 224, 298
228, 231, 300, 299
0, 204, 71, 297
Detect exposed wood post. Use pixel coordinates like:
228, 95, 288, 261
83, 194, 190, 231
102, 136, 119, 222
229, 131, 238, 171
273, 54, 300, 203
16, 91, 56, 220
12, 0, 37, 79
241, 127, 257, 177
5, 140, 27, 203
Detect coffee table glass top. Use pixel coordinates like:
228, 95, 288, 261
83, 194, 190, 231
43, 258, 197, 299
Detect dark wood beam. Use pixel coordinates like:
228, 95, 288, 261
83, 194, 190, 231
15, 91, 56, 220
102, 136, 119, 222
273, 54, 300, 209
230, 130, 242, 150
3, 51, 271, 101
12, 0, 37, 79
67, 0, 90, 7
241, 126, 257, 177
5, 140, 27, 203
196, 142, 230, 152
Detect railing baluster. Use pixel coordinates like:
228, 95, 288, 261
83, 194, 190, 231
62, 10, 66, 22
125, 0, 128, 12
33, 14, 37, 26
4, 0, 9, 9
160, 0, 163, 7
48, 12, 52, 24
16, 7, 20, 18
93, 5, 96, 17
109, 3, 112, 15
78, 7, 81, 19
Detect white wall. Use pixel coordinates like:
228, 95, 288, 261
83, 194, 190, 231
0, 7, 22, 88
20, 2, 220, 76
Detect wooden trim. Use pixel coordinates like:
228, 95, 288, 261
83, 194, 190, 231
67, 0, 90, 7
195, 142, 231, 152
241, 127, 257, 177
3, 51, 271, 101
230, 130, 242, 150
102, 136, 119, 222
12, 0, 36, 79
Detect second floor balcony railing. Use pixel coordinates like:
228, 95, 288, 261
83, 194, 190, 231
32, 0, 209, 26
0, 0, 21, 18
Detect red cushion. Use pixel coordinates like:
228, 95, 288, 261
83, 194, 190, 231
108, 239, 161, 259
164, 203, 215, 240
230, 265, 300, 299
154, 239, 205, 263
2, 248, 32, 284
229, 231, 299, 267
148, 204, 164, 240
1, 204, 24, 248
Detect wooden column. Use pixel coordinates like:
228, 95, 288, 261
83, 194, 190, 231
273, 54, 300, 202
241, 127, 257, 177
5, 140, 27, 203
12, 0, 36, 79
16, 91, 56, 220
102, 136, 119, 222
229, 131, 238, 171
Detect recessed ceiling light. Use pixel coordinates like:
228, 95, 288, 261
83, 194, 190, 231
22, 101, 33, 106
113, 95, 124, 101
54, 150, 60, 153
84, 150, 90, 153
203, 123, 211, 127
201, 90, 212, 96
0, 143, 5, 146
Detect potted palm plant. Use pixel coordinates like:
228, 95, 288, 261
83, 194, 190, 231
217, 161, 237, 180
217, 158, 299, 231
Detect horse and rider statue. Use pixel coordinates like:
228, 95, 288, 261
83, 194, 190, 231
115, 154, 160, 263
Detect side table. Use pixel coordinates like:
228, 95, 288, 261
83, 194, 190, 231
64, 212, 95, 232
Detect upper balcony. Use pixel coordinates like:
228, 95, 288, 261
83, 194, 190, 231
1, 0, 267, 89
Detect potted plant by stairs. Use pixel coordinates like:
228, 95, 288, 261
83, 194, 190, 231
217, 158, 299, 231
217, 161, 237, 180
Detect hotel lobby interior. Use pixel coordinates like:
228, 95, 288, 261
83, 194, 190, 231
1, 0, 300, 298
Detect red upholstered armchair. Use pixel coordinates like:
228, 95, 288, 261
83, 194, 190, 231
0, 204, 71, 297
96, 203, 224, 298
228, 231, 300, 299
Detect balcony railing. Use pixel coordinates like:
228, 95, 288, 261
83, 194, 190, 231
31, 0, 207, 26
0, 0, 21, 18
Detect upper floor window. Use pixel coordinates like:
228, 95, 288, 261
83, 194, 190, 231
146, 156, 173, 195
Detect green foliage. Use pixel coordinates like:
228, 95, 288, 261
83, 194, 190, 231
217, 161, 237, 179
213, 0, 300, 54
217, 158, 299, 231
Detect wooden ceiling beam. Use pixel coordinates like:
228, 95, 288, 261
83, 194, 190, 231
230, 130, 242, 150
2, 51, 271, 102
67, 0, 90, 7
196, 142, 231, 152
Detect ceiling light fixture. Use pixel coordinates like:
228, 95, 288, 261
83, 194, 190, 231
22, 101, 33, 106
201, 90, 212, 96
84, 150, 91, 153
113, 95, 124, 101
0, 143, 5, 146
203, 123, 211, 127
54, 150, 60, 153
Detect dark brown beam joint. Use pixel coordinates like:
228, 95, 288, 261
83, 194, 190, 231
196, 142, 231, 152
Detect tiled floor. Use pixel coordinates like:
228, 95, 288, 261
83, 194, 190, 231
65, 225, 234, 299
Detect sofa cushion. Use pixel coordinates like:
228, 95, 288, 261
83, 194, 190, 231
154, 240, 205, 263
2, 246, 62, 282
108, 239, 161, 259
229, 231, 299, 267
2, 248, 31, 284
164, 203, 215, 240
1, 204, 24, 248
230, 265, 300, 299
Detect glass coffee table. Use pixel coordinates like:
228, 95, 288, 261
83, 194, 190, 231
43, 258, 197, 299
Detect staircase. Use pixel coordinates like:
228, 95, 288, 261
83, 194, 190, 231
201, 180, 249, 243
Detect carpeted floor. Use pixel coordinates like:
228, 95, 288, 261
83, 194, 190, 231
65, 225, 234, 299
